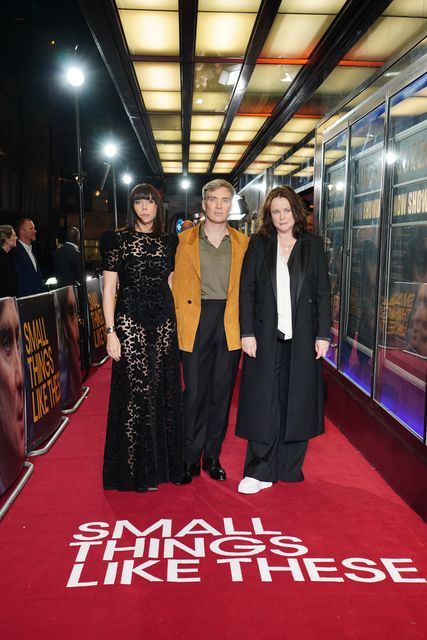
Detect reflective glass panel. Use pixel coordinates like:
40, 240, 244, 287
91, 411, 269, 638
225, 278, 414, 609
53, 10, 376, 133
375, 74, 427, 440
323, 130, 348, 366
339, 105, 384, 393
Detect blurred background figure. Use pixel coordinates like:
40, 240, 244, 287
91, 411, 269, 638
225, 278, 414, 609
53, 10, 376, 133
52, 226, 82, 287
0, 225, 19, 299
9, 218, 45, 297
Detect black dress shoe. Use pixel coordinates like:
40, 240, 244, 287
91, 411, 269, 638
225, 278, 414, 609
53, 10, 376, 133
202, 457, 226, 481
171, 472, 192, 485
184, 462, 201, 477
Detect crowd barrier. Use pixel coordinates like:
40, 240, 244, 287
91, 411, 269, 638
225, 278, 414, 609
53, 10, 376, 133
0, 277, 108, 518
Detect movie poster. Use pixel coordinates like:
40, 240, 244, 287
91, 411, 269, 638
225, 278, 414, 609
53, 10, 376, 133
17, 292, 62, 451
86, 278, 107, 364
0, 297, 25, 496
53, 286, 82, 409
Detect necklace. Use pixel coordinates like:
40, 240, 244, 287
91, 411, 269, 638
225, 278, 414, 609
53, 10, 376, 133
281, 238, 295, 251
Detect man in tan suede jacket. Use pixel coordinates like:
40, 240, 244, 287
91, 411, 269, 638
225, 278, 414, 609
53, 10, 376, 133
172, 179, 249, 483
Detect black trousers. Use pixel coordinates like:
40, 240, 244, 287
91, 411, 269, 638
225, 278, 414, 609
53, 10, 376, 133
181, 300, 241, 464
244, 339, 308, 483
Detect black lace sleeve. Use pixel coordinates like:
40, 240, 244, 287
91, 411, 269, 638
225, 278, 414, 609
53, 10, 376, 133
169, 233, 179, 272
100, 230, 120, 272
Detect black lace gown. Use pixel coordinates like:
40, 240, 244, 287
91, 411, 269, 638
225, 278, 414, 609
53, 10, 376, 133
101, 229, 184, 491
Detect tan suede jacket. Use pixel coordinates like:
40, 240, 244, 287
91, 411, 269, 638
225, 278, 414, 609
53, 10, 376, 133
172, 224, 249, 352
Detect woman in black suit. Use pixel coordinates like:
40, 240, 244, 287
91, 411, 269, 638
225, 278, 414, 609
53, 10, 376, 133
0, 225, 19, 298
235, 186, 331, 494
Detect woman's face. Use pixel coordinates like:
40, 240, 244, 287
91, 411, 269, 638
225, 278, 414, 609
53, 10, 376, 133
0, 299, 24, 459
270, 197, 295, 235
3, 230, 17, 252
133, 196, 157, 231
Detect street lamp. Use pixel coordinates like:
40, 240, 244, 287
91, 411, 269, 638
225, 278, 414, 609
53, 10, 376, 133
65, 62, 90, 375
103, 142, 118, 229
122, 173, 133, 217
181, 178, 190, 219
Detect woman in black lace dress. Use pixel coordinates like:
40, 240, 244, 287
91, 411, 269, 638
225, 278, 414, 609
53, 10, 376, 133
101, 183, 188, 491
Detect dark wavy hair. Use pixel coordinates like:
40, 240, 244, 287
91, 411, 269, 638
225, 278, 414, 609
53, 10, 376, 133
257, 186, 308, 238
128, 183, 165, 235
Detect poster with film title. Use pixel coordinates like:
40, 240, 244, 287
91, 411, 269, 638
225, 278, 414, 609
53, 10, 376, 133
53, 286, 82, 410
86, 277, 107, 364
17, 292, 62, 451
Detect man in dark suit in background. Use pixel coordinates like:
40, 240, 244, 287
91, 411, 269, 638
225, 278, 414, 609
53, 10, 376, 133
9, 218, 45, 297
52, 226, 82, 287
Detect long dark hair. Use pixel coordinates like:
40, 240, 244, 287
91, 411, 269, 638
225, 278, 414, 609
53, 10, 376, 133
128, 183, 165, 235
257, 186, 307, 238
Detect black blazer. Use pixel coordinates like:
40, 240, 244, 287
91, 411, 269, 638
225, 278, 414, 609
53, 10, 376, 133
52, 243, 82, 287
9, 241, 45, 297
0, 248, 19, 298
236, 232, 331, 444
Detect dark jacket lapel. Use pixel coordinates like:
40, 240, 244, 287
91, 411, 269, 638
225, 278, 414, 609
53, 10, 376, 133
288, 235, 310, 322
265, 234, 277, 304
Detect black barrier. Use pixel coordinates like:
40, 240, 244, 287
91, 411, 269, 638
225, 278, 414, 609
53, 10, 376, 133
17, 292, 63, 452
86, 277, 107, 365
0, 297, 25, 496
53, 286, 83, 410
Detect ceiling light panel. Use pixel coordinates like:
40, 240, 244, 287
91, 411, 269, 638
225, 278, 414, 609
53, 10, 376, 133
278, 1, 345, 12
196, 13, 257, 57
199, 0, 261, 10
344, 17, 427, 61
134, 62, 181, 91
384, 0, 427, 17
118, 10, 179, 55
188, 162, 210, 173
191, 115, 225, 130
315, 67, 374, 95
194, 63, 242, 93
153, 130, 182, 141
281, 117, 319, 133
224, 130, 258, 142
190, 131, 219, 142
149, 115, 181, 130
261, 14, 335, 58
142, 91, 181, 111
157, 143, 182, 154
189, 143, 215, 155
115, 1, 178, 8
192, 92, 231, 112
229, 115, 268, 131
246, 65, 302, 93
213, 162, 235, 173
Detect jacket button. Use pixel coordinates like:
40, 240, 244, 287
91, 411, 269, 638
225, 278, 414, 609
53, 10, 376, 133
187, 300, 192, 304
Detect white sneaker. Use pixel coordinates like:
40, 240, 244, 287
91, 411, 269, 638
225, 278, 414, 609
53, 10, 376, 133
238, 476, 273, 494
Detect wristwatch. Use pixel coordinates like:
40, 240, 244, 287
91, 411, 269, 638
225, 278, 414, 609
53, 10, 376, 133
106, 326, 116, 334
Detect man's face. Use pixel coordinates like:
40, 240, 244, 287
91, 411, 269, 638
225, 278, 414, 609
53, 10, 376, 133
202, 187, 233, 225
0, 299, 24, 460
19, 220, 36, 244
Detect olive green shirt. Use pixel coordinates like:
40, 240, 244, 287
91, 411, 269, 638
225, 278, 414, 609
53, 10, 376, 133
199, 223, 231, 300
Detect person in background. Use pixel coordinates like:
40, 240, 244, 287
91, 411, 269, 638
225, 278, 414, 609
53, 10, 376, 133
101, 183, 187, 492
236, 186, 331, 494
0, 225, 19, 298
52, 226, 83, 287
9, 218, 45, 297
172, 179, 249, 483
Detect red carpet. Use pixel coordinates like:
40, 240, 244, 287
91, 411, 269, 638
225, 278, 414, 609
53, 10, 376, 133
1, 361, 426, 639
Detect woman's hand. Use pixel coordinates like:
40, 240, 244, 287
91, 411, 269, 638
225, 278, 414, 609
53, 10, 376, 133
315, 339, 329, 360
242, 336, 257, 358
107, 332, 121, 361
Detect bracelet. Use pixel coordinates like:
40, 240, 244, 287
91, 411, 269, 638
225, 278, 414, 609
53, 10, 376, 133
106, 326, 116, 334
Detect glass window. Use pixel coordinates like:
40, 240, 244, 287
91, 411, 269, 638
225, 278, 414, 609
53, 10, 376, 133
339, 105, 384, 393
322, 130, 348, 366
375, 73, 427, 440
